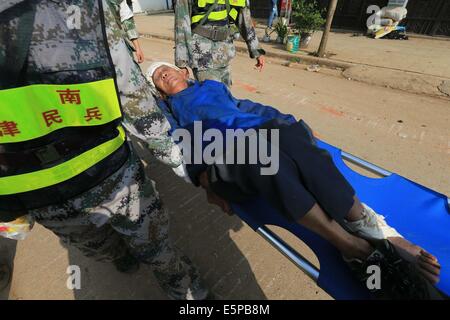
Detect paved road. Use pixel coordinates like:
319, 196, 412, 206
135, 13, 450, 79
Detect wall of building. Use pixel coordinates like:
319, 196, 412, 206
132, 0, 172, 13
249, 0, 450, 36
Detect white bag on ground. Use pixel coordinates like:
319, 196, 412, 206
381, 7, 407, 22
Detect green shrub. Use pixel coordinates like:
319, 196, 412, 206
274, 19, 288, 40
291, 0, 326, 34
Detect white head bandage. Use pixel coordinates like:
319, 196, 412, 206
145, 62, 182, 96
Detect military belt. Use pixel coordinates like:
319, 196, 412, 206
192, 25, 231, 41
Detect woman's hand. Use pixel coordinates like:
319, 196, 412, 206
199, 171, 233, 215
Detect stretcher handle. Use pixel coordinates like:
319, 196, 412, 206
257, 226, 320, 282
340, 150, 392, 177
340, 150, 450, 206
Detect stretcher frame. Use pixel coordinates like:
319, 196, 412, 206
234, 140, 450, 299
257, 145, 399, 282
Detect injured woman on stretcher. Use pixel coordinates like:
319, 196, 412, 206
146, 62, 442, 298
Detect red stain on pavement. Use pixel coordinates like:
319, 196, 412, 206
234, 80, 257, 93
431, 143, 450, 154
320, 106, 344, 117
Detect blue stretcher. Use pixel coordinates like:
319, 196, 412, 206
156, 97, 449, 299
232, 140, 450, 299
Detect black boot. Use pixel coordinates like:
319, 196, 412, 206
113, 254, 140, 274
0, 263, 11, 291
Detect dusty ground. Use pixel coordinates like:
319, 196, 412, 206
135, 13, 450, 98
286, 30, 450, 79
1, 35, 449, 300
135, 13, 450, 79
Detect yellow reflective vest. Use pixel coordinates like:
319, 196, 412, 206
0, 0, 128, 216
191, 0, 247, 25
0, 79, 125, 195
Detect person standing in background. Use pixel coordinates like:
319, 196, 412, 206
174, 0, 265, 86
267, 0, 279, 28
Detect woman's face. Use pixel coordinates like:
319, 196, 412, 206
152, 65, 189, 96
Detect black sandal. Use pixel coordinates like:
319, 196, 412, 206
344, 239, 447, 300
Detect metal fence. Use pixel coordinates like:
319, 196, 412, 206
404, 0, 450, 35
250, 0, 450, 36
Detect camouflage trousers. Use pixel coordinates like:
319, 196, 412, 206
193, 65, 232, 87
29, 145, 207, 300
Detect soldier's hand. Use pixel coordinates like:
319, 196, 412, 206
199, 171, 233, 216
135, 47, 145, 64
132, 39, 145, 64
255, 56, 265, 72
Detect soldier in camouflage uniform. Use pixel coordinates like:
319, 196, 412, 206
0, 0, 207, 300
175, 0, 265, 86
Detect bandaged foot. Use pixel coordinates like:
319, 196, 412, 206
343, 203, 402, 240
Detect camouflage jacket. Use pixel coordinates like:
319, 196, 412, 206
109, 0, 139, 52
174, 0, 263, 70
118, 0, 139, 41
0, 0, 183, 168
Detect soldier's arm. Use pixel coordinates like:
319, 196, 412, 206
119, 2, 139, 41
106, 0, 139, 41
119, 2, 145, 62
118, 83, 184, 168
122, 15, 145, 63
237, 5, 264, 59
122, 17, 139, 41
121, 110, 184, 168
174, 0, 192, 68
104, 1, 184, 168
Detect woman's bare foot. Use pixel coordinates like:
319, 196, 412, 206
388, 237, 441, 284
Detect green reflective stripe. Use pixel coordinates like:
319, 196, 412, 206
192, 14, 203, 23
197, 0, 245, 7
192, 10, 228, 23
192, 10, 227, 23
195, 0, 219, 26
0, 126, 126, 195
0, 78, 122, 144
192, 0, 242, 24
229, 8, 238, 20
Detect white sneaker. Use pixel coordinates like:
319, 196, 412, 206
343, 203, 402, 240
